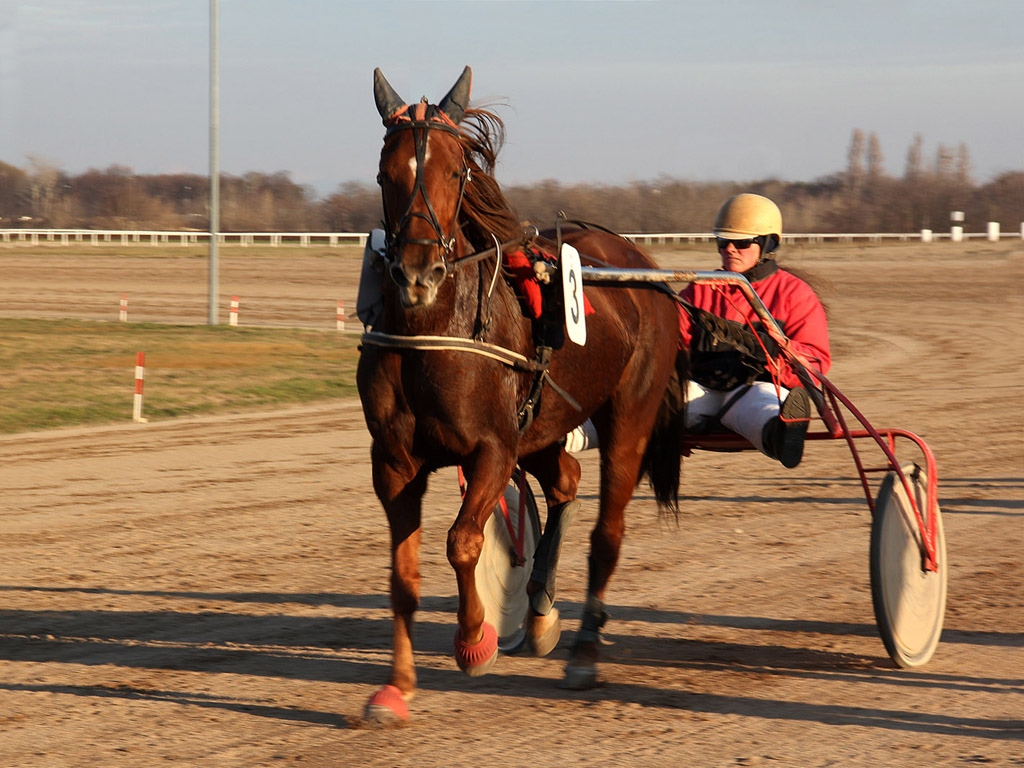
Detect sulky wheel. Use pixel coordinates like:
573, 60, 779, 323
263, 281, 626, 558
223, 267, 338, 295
870, 463, 947, 668
474, 469, 541, 653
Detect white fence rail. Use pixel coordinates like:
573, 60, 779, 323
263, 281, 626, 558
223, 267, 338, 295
0, 229, 371, 247
2, 227, 1022, 247
625, 231, 1021, 245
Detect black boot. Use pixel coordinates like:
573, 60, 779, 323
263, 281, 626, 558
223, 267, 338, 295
762, 387, 811, 468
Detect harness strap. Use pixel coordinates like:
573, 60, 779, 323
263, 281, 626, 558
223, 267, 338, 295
453, 234, 526, 271
361, 331, 545, 371
361, 332, 581, 435
516, 346, 551, 433
543, 372, 582, 412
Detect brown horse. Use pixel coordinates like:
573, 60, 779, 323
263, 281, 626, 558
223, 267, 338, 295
358, 66, 687, 724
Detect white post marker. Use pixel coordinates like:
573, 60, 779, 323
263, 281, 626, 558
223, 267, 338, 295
920, 229, 933, 243
987, 222, 1000, 242
132, 352, 148, 423
337, 300, 345, 332
560, 242, 587, 346
951, 211, 964, 243
119, 294, 128, 322
229, 295, 239, 326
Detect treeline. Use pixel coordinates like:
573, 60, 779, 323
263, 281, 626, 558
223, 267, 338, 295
2, 131, 1021, 234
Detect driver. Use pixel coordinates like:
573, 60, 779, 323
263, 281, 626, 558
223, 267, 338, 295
565, 193, 830, 469
678, 192, 830, 467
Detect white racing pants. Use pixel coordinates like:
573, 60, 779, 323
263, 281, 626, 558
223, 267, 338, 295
563, 418, 599, 453
564, 380, 789, 456
684, 380, 790, 455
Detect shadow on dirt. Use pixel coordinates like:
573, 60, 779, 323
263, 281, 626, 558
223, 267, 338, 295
4, 584, 1018, 646
1, 587, 1021, 739
1, 681, 344, 727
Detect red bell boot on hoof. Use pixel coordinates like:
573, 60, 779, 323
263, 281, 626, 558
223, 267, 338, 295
454, 621, 498, 677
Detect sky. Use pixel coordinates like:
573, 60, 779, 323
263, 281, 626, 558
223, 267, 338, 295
2, 0, 1022, 197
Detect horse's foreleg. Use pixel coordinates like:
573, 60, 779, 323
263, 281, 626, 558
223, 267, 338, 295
364, 457, 427, 725
447, 452, 515, 676
386, 497, 424, 696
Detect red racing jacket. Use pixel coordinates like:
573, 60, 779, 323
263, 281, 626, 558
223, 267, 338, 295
678, 267, 831, 389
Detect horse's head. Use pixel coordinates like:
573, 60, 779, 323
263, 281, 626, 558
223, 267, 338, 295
374, 66, 473, 310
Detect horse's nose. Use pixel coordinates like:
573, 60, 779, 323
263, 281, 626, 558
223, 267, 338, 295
389, 262, 410, 287
426, 261, 447, 288
389, 260, 447, 289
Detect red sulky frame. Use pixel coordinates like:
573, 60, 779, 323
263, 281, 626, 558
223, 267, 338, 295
581, 266, 941, 573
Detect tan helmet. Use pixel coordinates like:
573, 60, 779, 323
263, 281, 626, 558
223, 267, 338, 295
713, 193, 783, 239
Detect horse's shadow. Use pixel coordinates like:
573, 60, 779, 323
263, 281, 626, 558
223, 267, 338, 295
0, 680, 343, 727
2, 586, 1020, 737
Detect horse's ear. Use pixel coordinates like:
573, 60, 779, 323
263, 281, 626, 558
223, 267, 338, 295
373, 68, 407, 122
438, 66, 472, 124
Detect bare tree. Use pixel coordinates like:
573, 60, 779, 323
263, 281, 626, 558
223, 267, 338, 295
904, 133, 924, 180
935, 144, 956, 178
24, 155, 62, 224
1, 130, 1014, 236
319, 181, 380, 232
0, 160, 29, 221
846, 129, 865, 193
955, 143, 972, 187
866, 132, 884, 180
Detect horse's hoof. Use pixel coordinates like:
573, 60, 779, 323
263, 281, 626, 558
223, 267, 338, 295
363, 684, 409, 727
558, 663, 599, 690
527, 608, 562, 657
454, 622, 498, 677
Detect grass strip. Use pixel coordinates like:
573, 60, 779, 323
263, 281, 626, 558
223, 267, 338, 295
0, 319, 361, 434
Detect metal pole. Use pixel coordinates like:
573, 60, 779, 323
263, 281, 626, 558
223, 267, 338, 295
581, 267, 786, 337
208, 0, 220, 324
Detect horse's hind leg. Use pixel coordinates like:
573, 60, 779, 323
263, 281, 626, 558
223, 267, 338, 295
561, 429, 645, 691
519, 445, 582, 656
363, 458, 427, 726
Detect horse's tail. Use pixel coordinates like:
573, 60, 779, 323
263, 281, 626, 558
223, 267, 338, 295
638, 349, 689, 518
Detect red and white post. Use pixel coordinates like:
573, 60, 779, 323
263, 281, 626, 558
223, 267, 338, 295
119, 295, 128, 322
132, 352, 147, 423
336, 300, 345, 332
229, 295, 239, 326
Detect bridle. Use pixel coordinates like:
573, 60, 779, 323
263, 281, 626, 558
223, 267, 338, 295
377, 110, 472, 277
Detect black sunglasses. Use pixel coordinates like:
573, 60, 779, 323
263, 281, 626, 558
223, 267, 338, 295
716, 236, 758, 250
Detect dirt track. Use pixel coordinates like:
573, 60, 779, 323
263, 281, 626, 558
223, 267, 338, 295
1, 242, 1022, 767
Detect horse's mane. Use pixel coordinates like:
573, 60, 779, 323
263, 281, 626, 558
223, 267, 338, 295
456, 107, 522, 252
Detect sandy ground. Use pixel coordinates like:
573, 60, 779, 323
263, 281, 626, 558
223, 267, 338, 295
0, 247, 359, 330
0, 241, 1022, 767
